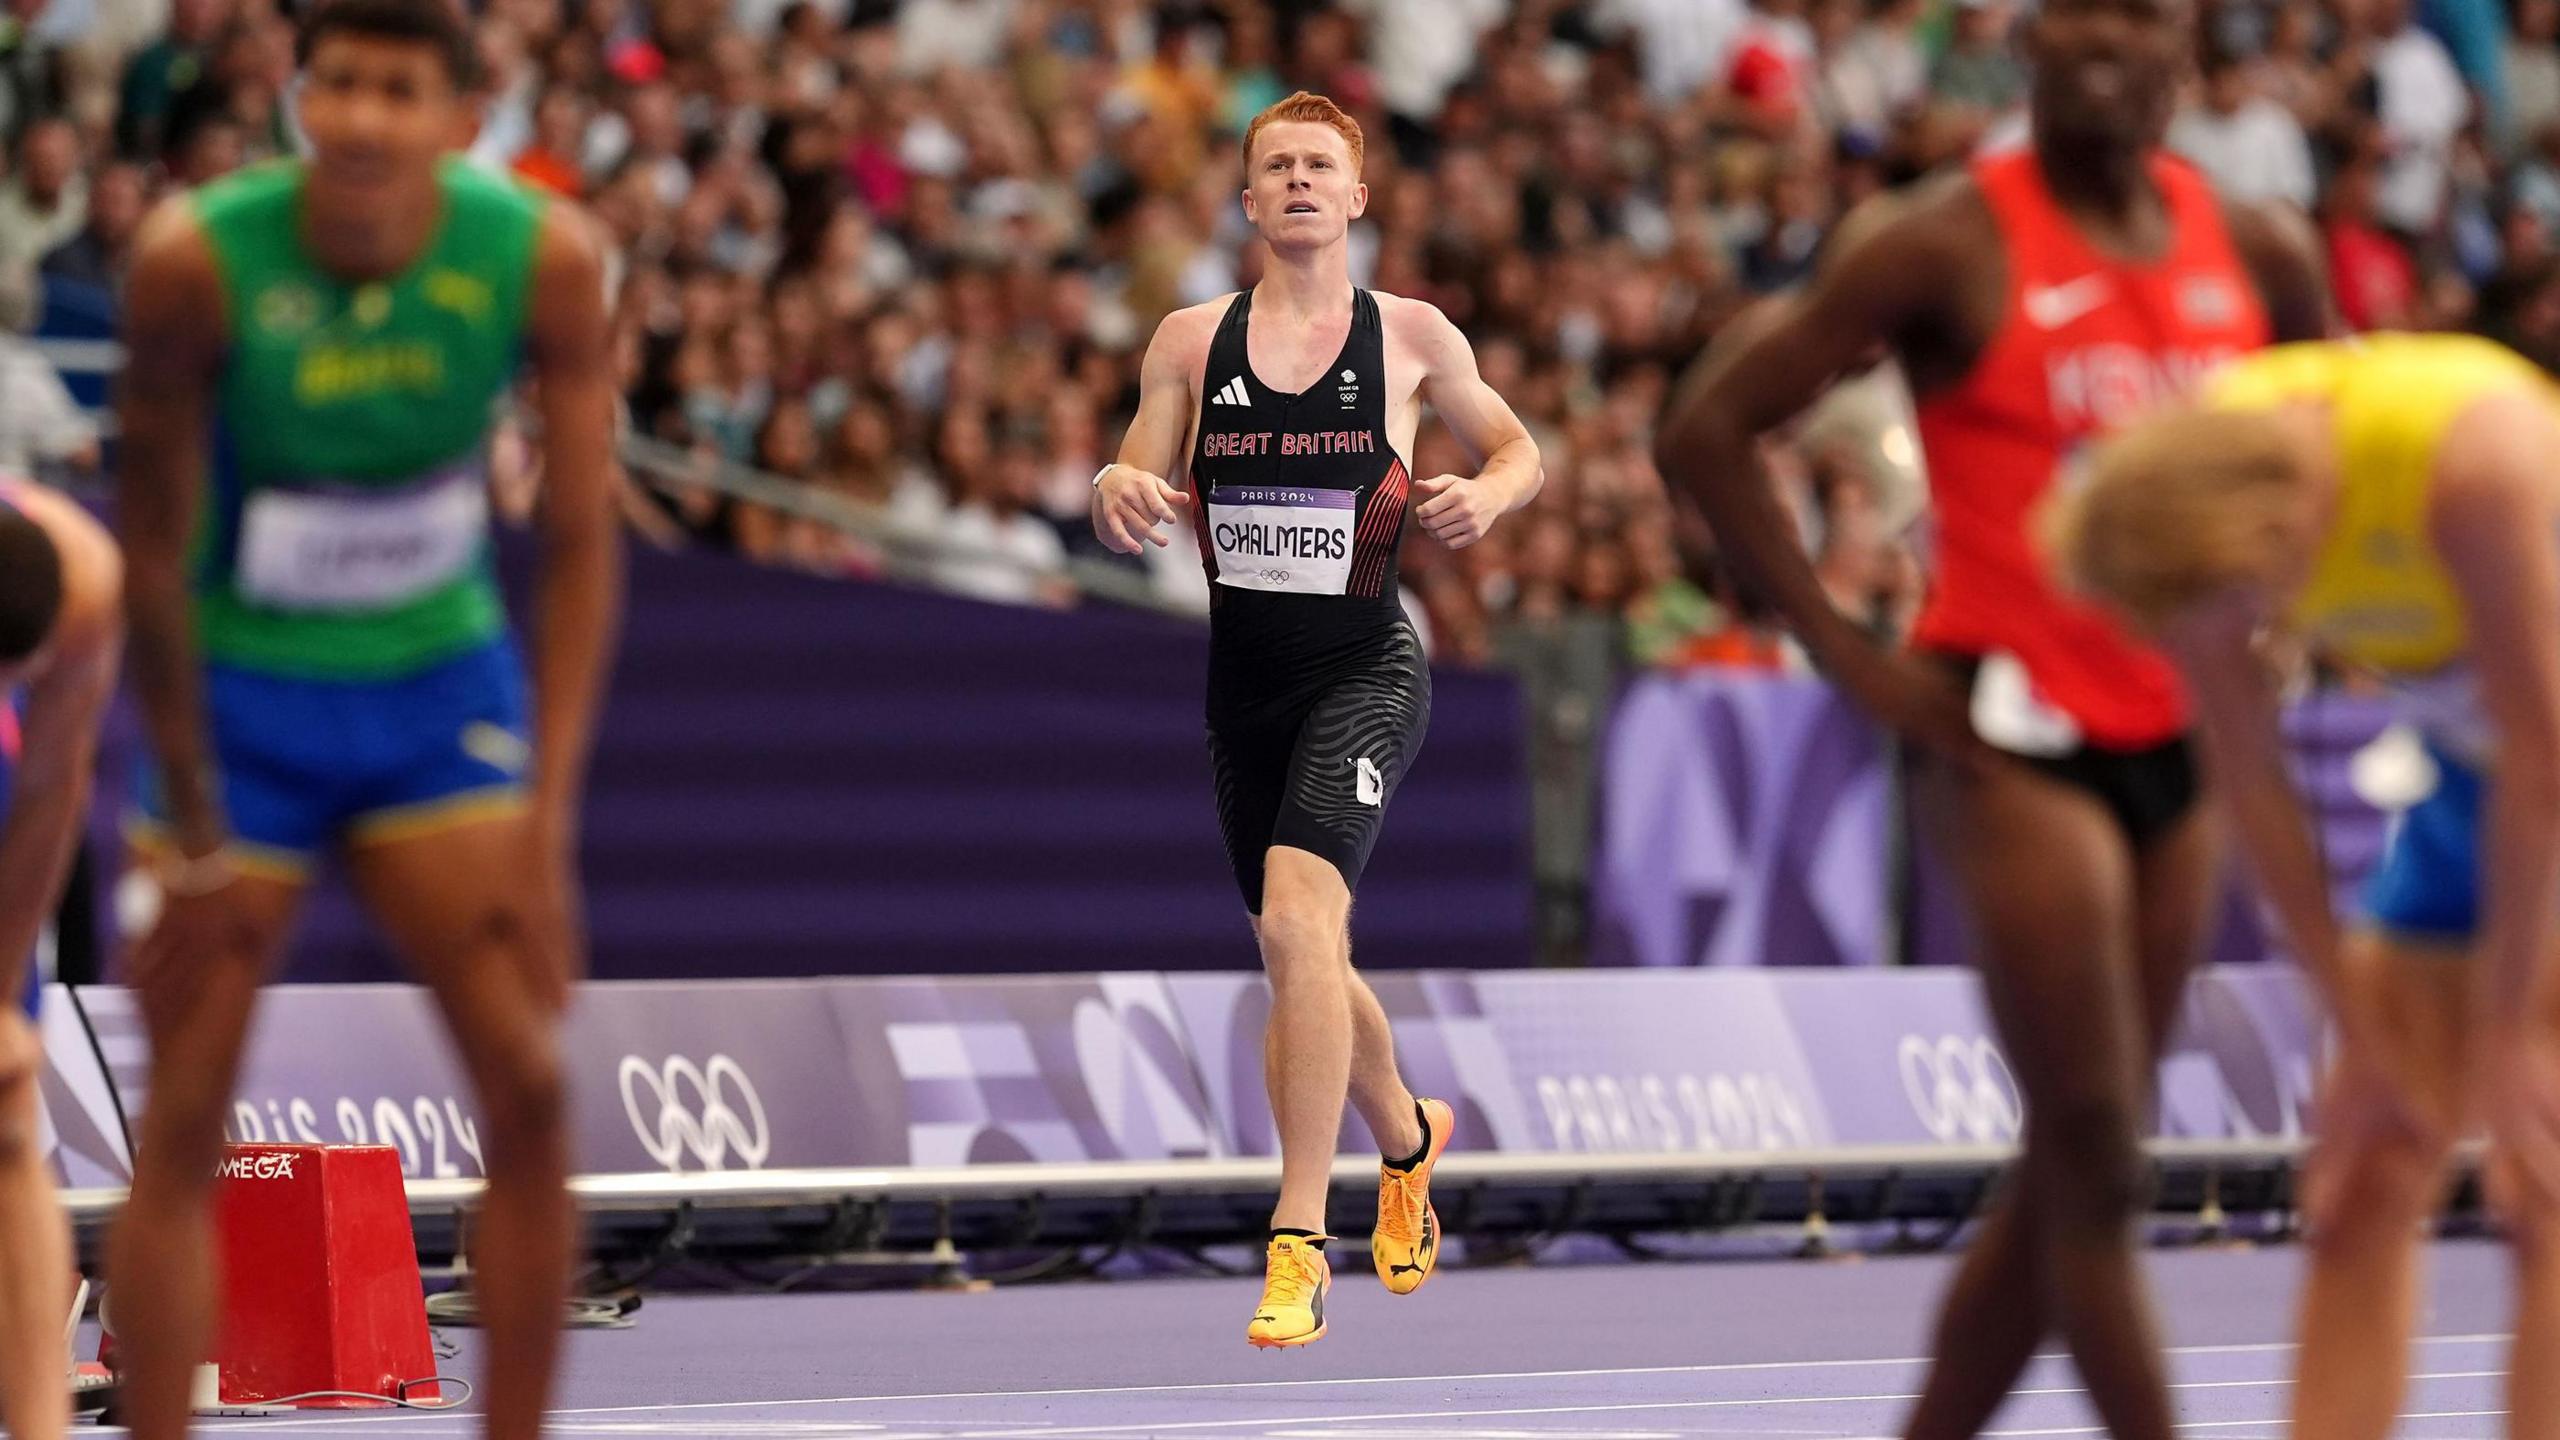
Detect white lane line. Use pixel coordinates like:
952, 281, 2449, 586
867, 1369, 2506, 1440
194, 1331, 2516, 1429
1986, 1405, 2506, 1437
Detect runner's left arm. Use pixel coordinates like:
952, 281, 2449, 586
2432, 392, 2560, 1028
1411, 302, 1540, 551
2225, 198, 2337, 344
2433, 390, 2560, 1205
2163, 597, 2348, 1013
0, 494, 119, 993
522, 206, 623, 852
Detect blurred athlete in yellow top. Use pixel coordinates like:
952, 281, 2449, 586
2050, 332, 2560, 1440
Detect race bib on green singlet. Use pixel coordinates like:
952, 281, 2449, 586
235, 464, 488, 611
1209, 486, 1356, 595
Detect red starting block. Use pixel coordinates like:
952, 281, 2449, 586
204, 1143, 438, 1410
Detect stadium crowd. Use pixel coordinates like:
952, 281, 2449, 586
4, 0, 2551, 659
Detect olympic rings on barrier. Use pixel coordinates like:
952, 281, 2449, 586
1897, 1034, 2024, 1143
617, 1053, 772, 1172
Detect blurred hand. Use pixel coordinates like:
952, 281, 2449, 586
1091, 464, 1190, 553
1413, 474, 1502, 550
127, 857, 260, 1039
2482, 1023, 2560, 1220
1844, 650, 1994, 771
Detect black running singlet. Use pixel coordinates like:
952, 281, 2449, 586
1189, 287, 1414, 706
1186, 287, 1431, 914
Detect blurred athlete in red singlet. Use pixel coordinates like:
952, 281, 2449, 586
1655, 0, 2332, 1433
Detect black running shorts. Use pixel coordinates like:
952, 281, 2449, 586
1928, 651, 2202, 846
1206, 623, 1432, 914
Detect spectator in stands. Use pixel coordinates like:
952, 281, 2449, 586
897, 0, 1011, 77
932, 411, 1071, 608
467, 17, 542, 173
37, 155, 137, 291
2326, 121, 2423, 327
162, 107, 241, 185
1809, 447, 1920, 638
114, 0, 227, 162
1623, 514, 1721, 666
2257, 0, 2330, 122
2505, 0, 2560, 157
1598, 0, 1746, 106
185, 12, 294, 161
2173, 43, 2318, 208
511, 85, 590, 198
2359, 0, 2471, 236
1722, 0, 1821, 140
1741, 157, 1832, 291
1821, 0, 1929, 142
1492, 514, 1627, 970
1930, 0, 2028, 119
737, 395, 820, 563
0, 264, 96, 477
0, 116, 83, 276
0, 0, 65, 145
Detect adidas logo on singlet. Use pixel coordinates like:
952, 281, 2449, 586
1212, 377, 1251, 407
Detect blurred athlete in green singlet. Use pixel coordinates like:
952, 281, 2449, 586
103, 0, 621, 1434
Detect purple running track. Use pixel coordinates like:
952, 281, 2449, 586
150, 1240, 2515, 1439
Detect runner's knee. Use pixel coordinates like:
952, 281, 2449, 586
474, 1032, 566, 1160
1257, 862, 1348, 977
0, 1012, 35, 1166
2026, 1099, 2151, 1231
471, 890, 539, 954
1258, 906, 1343, 984
2304, 1106, 2449, 1246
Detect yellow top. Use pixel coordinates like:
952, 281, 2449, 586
2205, 332, 2553, 676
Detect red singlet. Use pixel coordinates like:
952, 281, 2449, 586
1911, 150, 2270, 749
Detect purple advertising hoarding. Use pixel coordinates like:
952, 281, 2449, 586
1475, 972, 1829, 1152
38, 965, 2331, 1188
1589, 674, 1893, 971
261, 548, 1534, 984
1594, 673, 2404, 973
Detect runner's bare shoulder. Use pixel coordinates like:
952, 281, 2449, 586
124, 195, 226, 346
1817, 171, 2003, 382
1150, 296, 1240, 394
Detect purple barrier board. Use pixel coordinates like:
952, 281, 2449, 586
37, 965, 2334, 1187
1595, 672, 2403, 971
241, 543, 1534, 983
1589, 674, 1892, 970
569, 982, 874, 1173
1159, 972, 1544, 1160
826, 975, 1224, 1168
1474, 972, 1828, 1152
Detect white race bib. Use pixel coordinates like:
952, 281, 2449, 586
236, 466, 488, 611
1208, 486, 1357, 595
1968, 650, 2084, 758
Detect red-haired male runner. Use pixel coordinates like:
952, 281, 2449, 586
1096, 91, 1542, 1349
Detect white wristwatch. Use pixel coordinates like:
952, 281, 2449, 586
1091, 464, 1115, 488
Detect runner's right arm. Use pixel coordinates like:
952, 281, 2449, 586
117, 201, 231, 869
1654, 190, 1982, 758
0, 491, 118, 991
2162, 598, 2350, 1011
2431, 392, 2560, 1031
1094, 308, 1205, 555
2433, 389, 2560, 1202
